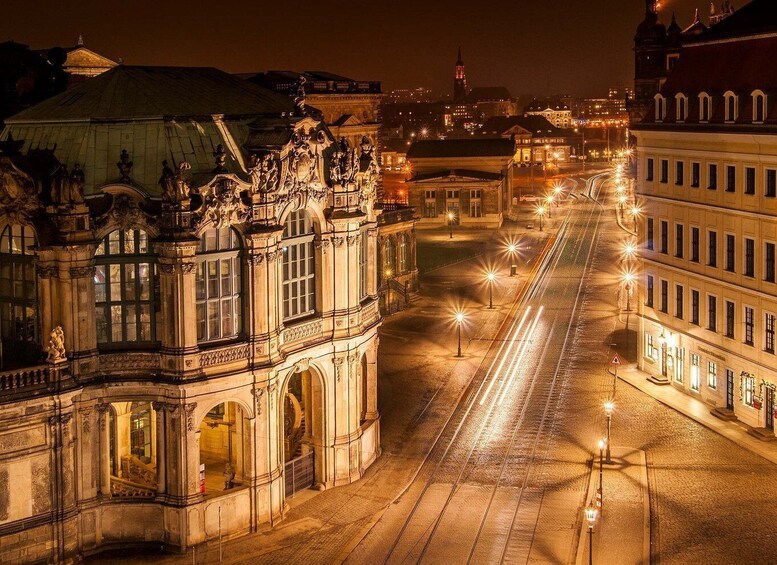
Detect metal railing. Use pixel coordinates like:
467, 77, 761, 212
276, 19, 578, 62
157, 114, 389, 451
284, 452, 315, 497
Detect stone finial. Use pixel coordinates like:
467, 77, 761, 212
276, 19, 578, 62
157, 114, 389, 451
68, 163, 85, 205
46, 326, 66, 363
117, 149, 133, 183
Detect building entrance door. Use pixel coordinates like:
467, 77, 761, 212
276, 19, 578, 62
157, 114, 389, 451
766, 387, 775, 431
661, 343, 668, 378
726, 369, 735, 410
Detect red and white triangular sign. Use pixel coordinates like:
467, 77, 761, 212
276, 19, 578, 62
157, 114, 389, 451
611, 353, 621, 366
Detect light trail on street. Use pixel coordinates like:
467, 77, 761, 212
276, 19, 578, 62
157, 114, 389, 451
350, 170, 615, 565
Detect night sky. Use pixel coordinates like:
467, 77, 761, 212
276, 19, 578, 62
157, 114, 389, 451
3, 0, 711, 97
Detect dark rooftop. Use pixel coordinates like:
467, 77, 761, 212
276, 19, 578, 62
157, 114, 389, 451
464, 87, 513, 103
690, 0, 777, 42
8, 65, 294, 122
407, 138, 515, 159
480, 115, 567, 136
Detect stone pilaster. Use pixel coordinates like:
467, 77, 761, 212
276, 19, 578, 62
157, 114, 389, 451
152, 401, 167, 495
246, 231, 283, 365
96, 403, 111, 496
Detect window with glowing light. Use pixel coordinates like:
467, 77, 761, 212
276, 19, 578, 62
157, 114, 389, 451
0, 223, 38, 364
94, 229, 158, 347
743, 375, 755, 406
708, 362, 717, 390
281, 211, 315, 322
690, 354, 701, 391
196, 226, 242, 341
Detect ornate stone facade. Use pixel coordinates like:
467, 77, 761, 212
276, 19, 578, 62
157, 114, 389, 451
0, 65, 382, 562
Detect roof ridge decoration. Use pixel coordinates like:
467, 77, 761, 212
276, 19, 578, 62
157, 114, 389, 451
117, 149, 133, 184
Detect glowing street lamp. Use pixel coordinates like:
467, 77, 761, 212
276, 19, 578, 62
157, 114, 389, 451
604, 401, 614, 463
536, 205, 546, 231
507, 243, 518, 276
454, 311, 465, 357
622, 240, 637, 262
486, 271, 496, 309
622, 272, 634, 311
597, 438, 605, 508
585, 505, 598, 565
553, 184, 562, 206
630, 205, 641, 233
546, 195, 554, 218
447, 212, 455, 239
617, 194, 627, 216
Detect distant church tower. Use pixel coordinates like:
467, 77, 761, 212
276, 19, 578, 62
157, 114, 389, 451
453, 46, 468, 101
630, 0, 668, 121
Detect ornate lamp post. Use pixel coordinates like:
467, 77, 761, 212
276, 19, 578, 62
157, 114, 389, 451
597, 438, 605, 509
630, 205, 641, 233
622, 272, 634, 312
553, 184, 562, 206
507, 243, 518, 276
546, 195, 554, 219
536, 205, 546, 231
486, 271, 496, 309
604, 400, 614, 464
448, 211, 455, 239
585, 505, 598, 565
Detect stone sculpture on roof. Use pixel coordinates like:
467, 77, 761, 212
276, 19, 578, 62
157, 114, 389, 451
117, 149, 133, 183
247, 153, 280, 195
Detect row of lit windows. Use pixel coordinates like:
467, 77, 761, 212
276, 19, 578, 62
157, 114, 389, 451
646, 157, 777, 197
656, 90, 767, 124
647, 274, 776, 353
0, 215, 373, 358
646, 218, 777, 282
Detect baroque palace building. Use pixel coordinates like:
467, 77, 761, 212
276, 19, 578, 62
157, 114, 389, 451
635, 0, 777, 437
0, 64, 382, 562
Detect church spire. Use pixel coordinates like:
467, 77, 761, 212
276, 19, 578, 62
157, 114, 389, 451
453, 47, 467, 101
456, 45, 463, 66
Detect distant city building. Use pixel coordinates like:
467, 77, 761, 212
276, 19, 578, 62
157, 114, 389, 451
388, 87, 435, 103
478, 115, 577, 165
634, 0, 777, 436
381, 101, 447, 140
56, 35, 117, 81
406, 138, 515, 228
524, 98, 573, 128
453, 46, 468, 102
0, 64, 383, 561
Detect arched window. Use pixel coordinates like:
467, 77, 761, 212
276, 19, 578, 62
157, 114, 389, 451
0, 224, 37, 364
196, 227, 242, 342
699, 93, 711, 122
655, 95, 666, 122
675, 94, 687, 122
95, 229, 158, 346
282, 210, 316, 321
753, 90, 766, 123
129, 401, 152, 463
724, 91, 737, 122
398, 234, 408, 274
359, 232, 369, 300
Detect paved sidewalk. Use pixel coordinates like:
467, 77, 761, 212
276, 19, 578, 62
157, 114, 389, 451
617, 363, 777, 465
576, 446, 649, 565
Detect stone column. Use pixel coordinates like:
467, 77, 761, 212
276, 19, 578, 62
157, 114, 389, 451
152, 402, 166, 495
77, 405, 98, 501
156, 240, 200, 375
96, 403, 111, 496
246, 232, 282, 364
367, 228, 378, 297
364, 338, 379, 421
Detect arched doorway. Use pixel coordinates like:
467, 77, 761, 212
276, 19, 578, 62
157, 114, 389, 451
283, 368, 324, 496
106, 401, 158, 497
198, 402, 249, 495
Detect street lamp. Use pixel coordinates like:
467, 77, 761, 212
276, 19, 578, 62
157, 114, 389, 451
486, 271, 496, 309
585, 505, 598, 565
553, 184, 562, 206
622, 272, 634, 312
630, 205, 641, 233
604, 401, 614, 464
447, 212, 454, 239
597, 439, 605, 510
507, 243, 518, 276
536, 205, 546, 231
455, 311, 465, 357
617, 194, 627, 217
546, 195, 554, 219
622, 240, 637, 262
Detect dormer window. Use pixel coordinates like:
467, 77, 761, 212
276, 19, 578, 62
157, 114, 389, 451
675, 94, 688, 122
724, 91, 738, 122
655, 95, 666, 122
752, 90, 766, 123
699, 92, 711, 123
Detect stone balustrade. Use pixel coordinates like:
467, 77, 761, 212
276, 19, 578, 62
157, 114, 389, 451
0, 364, 51, 396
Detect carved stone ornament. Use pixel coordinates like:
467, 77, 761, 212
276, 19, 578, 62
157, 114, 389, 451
252, 387, 265, 416
248, 253, 265, 266
69, 265, 95, 278
292, 357, 311, 374
184, 403, 197, 432
96, 193, 157, 233
333, 356, 345, 383
347, 235, 357, 247
357, 136, 380, 210
330, 137, 360, 186
195, 177, 248, 229
159, 160, 191, 206
294, 75, 307, 115
36, 265, 59, 279
0, 157, 38, 219
276, 127, 330, 209
117, 149, 133, 183
247, 152, 280, 196
96, 403, 109, 431
213, 144, 228, 174
46, 326, 66, 363
332, 236, 344, 247
79, 407, 93, 435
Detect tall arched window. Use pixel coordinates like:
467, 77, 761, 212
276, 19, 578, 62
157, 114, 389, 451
95, 229, 158, 346
655, 95, 666, 122
699, 93, 711, 122
0, 224, 37, 365
725, 91, 737, 122
675, 94, 687, 122
753, 91, 766, 123
282, 210, 316, 321
196, 227, 242, 342
398, 234, 408, 274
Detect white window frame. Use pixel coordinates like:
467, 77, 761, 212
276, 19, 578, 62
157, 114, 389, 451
675, 93, 687, 122
655, 94, 666, 122
282, 210, 317, 322
195, 227, 242, 342
752, 90, 767, 123
724, 91, 738, 123
698, 92, 711, 123
690, 353, 701, 391
708, 361, 717, 390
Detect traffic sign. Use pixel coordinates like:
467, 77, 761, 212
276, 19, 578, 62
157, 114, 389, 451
610, 354, 621, 366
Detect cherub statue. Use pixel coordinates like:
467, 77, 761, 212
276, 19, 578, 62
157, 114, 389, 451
46, 326, 66, 363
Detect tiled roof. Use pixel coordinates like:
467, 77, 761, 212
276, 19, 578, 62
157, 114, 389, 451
406, 138, 515, 159
524, 98, 570, 112
691, 0, 777, 42
7, 65, 294, 122
409, 169, 503, 182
